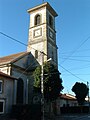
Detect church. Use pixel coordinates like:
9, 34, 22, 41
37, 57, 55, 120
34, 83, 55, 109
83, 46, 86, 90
0, 2, 58, 114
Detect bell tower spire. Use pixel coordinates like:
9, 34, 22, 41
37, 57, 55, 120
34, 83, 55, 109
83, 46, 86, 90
27, 2, 58, 66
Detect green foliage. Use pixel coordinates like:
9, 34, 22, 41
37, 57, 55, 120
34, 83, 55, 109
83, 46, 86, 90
72, 82, 89, 105
33, 62, 64, 101
33, 66, 41, 88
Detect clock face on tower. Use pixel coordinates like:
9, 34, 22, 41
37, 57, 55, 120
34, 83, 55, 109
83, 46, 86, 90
34, 28, 42, 37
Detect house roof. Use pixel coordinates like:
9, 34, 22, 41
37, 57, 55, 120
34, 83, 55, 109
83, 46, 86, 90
0, 51, 30, 65
60, 94, 76, 100
0, 71, 17, 80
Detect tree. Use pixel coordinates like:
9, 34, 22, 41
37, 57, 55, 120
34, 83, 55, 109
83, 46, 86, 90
72, 82, 89, 105
33, 62, 64, 101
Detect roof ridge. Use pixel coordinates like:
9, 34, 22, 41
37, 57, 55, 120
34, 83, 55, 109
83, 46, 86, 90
0, 51, 30, 65
0, 51, 27, 58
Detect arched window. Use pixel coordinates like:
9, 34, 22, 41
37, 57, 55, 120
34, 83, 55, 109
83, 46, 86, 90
49, 15, 53, 28
35, 14, 41, 25
16, 78, 24, 104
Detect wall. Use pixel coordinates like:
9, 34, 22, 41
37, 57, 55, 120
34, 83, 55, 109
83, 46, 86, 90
0, 76, 15, 114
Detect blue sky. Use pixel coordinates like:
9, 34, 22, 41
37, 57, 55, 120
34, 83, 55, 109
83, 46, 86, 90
0, 0, 90, 95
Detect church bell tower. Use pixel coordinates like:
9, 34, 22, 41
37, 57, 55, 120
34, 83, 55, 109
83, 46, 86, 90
27, 2, 58, 66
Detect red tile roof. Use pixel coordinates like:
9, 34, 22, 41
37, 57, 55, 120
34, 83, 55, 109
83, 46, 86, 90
60, 94, 76, 100
0, 51, 30, 65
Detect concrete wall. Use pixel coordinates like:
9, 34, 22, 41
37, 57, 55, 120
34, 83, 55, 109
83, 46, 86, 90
0, 76, 15, 114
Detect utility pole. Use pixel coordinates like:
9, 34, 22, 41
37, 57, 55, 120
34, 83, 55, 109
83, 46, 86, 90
87, 82, 89, 104
87, 81, 90, 112
41, 51, 52, 120
41, 51, 44, 120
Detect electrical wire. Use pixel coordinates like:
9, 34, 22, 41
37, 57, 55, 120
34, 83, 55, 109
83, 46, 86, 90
62, 74, 90, 76
0, 31, 47, 55
59, 64, 87, 83
0, 32, 27, 47
60, 36, 90, 64
59, 49, 90, 55
17, 52, 42, 79
61, 55, 90, 58
60, 57, 90, 63
0, 31, 47, 79
0, 31, 89, 84
61, 64, 90, 72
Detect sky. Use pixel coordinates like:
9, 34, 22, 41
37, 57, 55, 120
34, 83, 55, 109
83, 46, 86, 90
0, 0, 90, 96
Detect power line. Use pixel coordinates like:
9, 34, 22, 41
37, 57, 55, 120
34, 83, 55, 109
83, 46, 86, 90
60, 36, 90, 64
61, 55, 90, 58
0, 31, 89, 83
60, 57, 90, 63
62, 74, 90, 76
0, 31, 46, 54
61, 64, 90, 72
18, 52, 42, 79
59, 64, 87, 83
59, 49, 90, 55
0, 32, 27, 47
0, 31, 48, 78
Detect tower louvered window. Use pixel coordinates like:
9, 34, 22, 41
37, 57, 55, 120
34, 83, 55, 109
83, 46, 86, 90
49, 15, 53, 28
35, 15, 41, 25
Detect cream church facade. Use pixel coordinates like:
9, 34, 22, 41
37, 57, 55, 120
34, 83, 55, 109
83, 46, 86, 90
0, 2, 58, 110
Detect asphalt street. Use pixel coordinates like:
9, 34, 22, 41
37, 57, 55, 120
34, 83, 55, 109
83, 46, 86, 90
56, 114, 90, 120
0, 114, 90, 120
72, 115, 90, 120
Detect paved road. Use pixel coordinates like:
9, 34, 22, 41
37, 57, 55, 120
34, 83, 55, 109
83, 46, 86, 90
0, 114, 90, 120
72, 115, 90, 120
58, 114, 90, 120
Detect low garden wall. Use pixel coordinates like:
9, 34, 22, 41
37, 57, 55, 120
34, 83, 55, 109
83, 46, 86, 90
60, 106, 89, 114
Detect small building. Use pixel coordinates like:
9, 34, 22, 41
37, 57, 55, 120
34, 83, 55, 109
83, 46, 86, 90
0, 71, 17, 114
59, 93, 78, 107
54, 93, 78, 115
